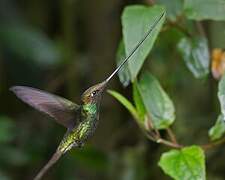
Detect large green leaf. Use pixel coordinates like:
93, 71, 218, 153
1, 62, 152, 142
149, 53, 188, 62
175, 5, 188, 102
158, 146, 206, 180
184, 0, 225, 20
218, 74, 225, 120
209, 114, 225, 141
121, 5, 165, 82
116, 40, 130, 87
136, 72, 175, 129
177, 36, 209, 78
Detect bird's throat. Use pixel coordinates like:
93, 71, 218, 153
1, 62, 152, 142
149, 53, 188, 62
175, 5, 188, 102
82, 103, 97, 115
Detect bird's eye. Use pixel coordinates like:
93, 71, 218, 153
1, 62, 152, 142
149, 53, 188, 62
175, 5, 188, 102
91, 90, 98, 97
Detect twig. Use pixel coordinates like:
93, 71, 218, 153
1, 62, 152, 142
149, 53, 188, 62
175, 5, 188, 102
166, 128, 178, 144
145, 115, 161, 138
144, 115, 225, 150
157, 138, 183, 149
129, 113, 225, 150
201, 137, 225, 150
166, 21, 192, 37
145, 133, 182, 149
145, 132, 157, 142
144, 115, 182, 148
196, 21, 206, 37
146, 0, 155, 5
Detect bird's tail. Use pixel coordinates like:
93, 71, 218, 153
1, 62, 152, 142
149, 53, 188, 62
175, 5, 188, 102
33, 151, 63, 180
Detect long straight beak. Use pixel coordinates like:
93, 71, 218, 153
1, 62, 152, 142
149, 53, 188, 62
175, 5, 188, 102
105, 11, 165, 84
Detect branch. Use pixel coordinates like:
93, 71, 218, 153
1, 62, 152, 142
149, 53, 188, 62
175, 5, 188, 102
145, 132, 183, 149
129, 101, 225, 150
201, 137, 225, 150
166, 21, 192, 37
144, 116, 182, 149
166, 128, 178, 144
196, 21, 206, 37
146, 0, 155, 5
157, 138, 183, 149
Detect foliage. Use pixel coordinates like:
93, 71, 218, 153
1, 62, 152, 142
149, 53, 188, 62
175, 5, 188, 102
119, 5, 165, 85
109, 2, 225, 180
158, 146, 206, 180
1, 0, 225, 179
177, 36, 209, 78
209, 114, 225, 141
184, 0, 225, 20
156, 0, 182, 22
108, 90, 139, 121
218, 73, 225, 119
136, 71, 175, 129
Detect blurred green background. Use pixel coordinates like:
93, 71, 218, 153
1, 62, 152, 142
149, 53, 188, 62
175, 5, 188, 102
0, 0, 225, 179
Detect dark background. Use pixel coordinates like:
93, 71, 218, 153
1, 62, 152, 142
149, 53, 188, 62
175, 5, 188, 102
0, 0, 225, 179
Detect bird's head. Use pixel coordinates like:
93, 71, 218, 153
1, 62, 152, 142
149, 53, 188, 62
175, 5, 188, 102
81, 81, 107, 105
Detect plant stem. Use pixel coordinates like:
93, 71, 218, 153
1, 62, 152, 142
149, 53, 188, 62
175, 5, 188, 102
157, 138, 183, 149
145, 130, 182, 149
146, 0, 155, 5
196, 21, 206, 37
166, 21, 192, 37
166, 128, 178, 144
201, 137, 225, 150
144, 115, 182, 149
140, 108, 225, 150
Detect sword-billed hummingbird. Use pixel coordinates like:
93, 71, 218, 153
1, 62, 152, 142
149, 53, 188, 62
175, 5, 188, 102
10, 12, 164, 180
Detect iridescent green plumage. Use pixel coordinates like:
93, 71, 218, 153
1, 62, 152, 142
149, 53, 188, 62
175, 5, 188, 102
58, 103, 98, 153
10, 12, 165, 180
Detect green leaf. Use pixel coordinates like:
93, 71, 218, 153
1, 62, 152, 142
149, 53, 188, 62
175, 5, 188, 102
177, 36, 209, 78
0, 24, 61, 66
184, 0, 225, 20
132, 82, 146, 121
156, 0, 182, 21
116, 40, 131, 87
218, 74, 225, 120
158, 146, 206, 180
108, 90, 139, 121
209, 114, 225, 141
136, 72, 175, 129
0, 116, 15, 143
122, 5, 165, 82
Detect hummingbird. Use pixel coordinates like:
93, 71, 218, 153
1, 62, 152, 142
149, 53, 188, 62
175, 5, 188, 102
10, 12, 164, 180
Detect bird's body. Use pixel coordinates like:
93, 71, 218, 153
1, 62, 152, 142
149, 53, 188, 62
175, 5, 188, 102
58, 103, 99, 153
32, 96, 101, 180
10, 12, 165, 180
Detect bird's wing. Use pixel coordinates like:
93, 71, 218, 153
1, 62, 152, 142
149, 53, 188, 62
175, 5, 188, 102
10, 86, 81, 129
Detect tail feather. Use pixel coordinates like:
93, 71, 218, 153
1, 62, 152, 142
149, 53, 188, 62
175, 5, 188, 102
33, 151, 63, 180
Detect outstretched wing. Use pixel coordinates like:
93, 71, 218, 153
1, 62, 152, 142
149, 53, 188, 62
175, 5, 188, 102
10, 86, 81, 129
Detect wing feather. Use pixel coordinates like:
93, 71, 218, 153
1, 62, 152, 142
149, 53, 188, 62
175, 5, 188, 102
10, 86, 80, 129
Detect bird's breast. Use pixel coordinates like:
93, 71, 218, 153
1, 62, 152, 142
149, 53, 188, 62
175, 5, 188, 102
58, 114, 99, 153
